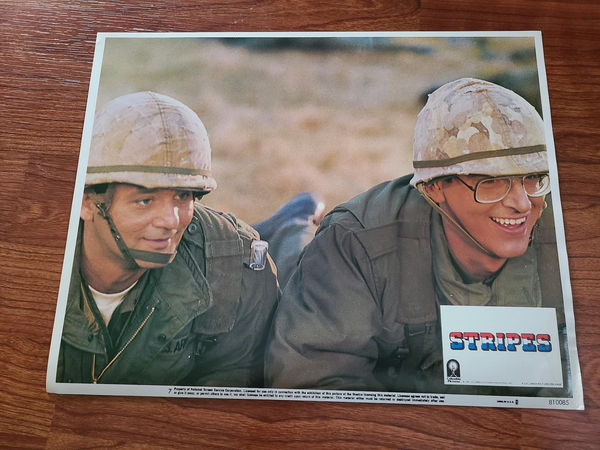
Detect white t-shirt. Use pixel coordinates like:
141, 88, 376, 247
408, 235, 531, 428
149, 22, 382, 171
89, 282, 137, 325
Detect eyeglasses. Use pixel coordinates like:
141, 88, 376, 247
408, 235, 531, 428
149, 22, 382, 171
454, 173, 551, 204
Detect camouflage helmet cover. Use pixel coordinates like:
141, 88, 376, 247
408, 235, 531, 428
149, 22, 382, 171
87, 91, 217, 192
410, 78, 548, 186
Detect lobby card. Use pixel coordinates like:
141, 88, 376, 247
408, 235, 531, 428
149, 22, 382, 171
47, 31, 583, 409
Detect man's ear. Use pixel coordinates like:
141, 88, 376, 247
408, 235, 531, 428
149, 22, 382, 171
80, 193, 97, 222
424, 180, 446, 204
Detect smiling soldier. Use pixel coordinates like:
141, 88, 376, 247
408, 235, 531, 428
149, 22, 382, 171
58, 91, 278, 386
266, 78, 567, 393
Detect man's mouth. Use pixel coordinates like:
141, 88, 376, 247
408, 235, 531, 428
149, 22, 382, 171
143, 237, 173, 250
491, 216, 526, 226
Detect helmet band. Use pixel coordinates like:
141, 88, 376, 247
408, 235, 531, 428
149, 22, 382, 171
87, 165, 211, 177
413, 144, 546, 169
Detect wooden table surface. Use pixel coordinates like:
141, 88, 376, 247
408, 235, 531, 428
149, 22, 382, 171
1, 1, 599, 448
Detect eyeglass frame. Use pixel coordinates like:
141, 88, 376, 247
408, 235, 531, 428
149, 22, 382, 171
450, 173, 551, 204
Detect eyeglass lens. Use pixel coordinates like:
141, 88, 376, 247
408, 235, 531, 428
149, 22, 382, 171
476, 174, 550, 202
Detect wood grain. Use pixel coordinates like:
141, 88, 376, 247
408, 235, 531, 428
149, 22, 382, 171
1, 1, 599, 448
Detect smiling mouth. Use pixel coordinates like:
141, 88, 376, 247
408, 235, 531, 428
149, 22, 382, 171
491, 216, 526, 226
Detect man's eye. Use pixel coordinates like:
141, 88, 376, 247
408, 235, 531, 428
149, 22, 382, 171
136, 198, 152, 206
176, 191, 193, 201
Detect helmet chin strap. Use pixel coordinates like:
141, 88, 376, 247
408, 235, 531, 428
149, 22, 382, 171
92, 200, 177, 269
416, 184, 500, 259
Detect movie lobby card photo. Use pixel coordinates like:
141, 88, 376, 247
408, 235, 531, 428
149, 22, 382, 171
47, 31, 583, 409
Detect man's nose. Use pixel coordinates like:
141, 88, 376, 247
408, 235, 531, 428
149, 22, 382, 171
153, 200, 180, 229
501, 178, 532, 212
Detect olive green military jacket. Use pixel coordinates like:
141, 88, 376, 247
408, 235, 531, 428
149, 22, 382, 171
58, 204, 278, 386
266, 174, 566, 394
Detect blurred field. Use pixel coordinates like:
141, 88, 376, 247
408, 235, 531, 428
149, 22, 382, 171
96, 36, 539, 223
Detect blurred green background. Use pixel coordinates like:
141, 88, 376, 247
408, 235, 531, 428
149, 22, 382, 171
96, 36, 540, 223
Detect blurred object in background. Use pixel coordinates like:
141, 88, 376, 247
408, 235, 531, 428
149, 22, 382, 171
254, 192, 325, 288
218, 37, 434, 54
420, 38, 541, 114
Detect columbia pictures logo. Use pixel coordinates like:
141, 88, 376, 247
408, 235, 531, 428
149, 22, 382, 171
446, 359, 461, 382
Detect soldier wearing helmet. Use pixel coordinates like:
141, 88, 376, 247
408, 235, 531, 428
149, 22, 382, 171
266, 78, 566, 394
58, 91, 278, 386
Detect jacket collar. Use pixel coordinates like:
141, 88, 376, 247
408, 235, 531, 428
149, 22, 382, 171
62, 223, 104, 353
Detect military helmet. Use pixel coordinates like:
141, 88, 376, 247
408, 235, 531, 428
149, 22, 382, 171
87, 91, 217, 193
410, 78, 548, 186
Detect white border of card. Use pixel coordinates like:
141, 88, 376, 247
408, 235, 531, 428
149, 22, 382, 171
46, 31, 583, 410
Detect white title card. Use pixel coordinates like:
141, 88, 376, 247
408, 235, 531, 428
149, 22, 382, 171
440, 306, 563, 388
